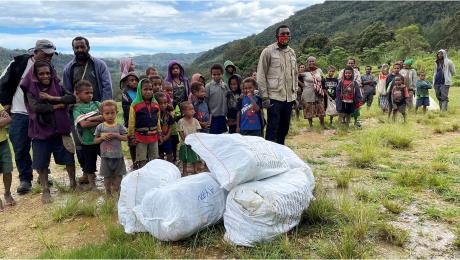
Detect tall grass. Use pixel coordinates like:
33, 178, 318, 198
51, 195, 97, 222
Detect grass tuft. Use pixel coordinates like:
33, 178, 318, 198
303, 190, 337, 225
335, 170, 353, 188
51, 195, 97, 222
382, 199, 405, 214
377, 223, 408, 247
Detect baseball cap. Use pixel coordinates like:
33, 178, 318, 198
33, 39, 57, 55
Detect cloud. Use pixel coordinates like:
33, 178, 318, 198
0, 0, 323, 57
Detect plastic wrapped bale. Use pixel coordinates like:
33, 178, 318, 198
118, 159, 181, 233
185, 133, 290, 190
224, 166, 315, 247
268, 141, 307, 169
133, 172, 226, 241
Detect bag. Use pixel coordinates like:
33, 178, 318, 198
133, 172, 226, 241
118, 159, 181, 233
224, 166, 315, 247
185, 133, 290, 191
325, 96, 338, 116
376, 79, 387, 96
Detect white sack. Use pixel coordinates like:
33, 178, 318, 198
134, 172, 226, 241
185, 133, 290, 190
224, 167, 315, 247
118, 159, 181, 233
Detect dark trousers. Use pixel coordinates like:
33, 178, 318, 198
9, 113, 33, 183
265, 100, 293, 145
210, 116, 227, 134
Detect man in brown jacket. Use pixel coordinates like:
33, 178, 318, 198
257, 25, 298, 145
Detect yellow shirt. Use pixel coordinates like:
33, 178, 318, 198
0, 104, 8, 142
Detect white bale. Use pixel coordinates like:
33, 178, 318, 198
185, 133, 290, 190
133, 172, 226, 241
118, 159, 181, 233
224, 166, 315, 247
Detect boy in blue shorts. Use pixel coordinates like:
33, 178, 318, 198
415, 71, 432, 114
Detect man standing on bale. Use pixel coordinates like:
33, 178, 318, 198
257, 25, 298, 145
63, 36, 113, 184
0, 39, 57, 194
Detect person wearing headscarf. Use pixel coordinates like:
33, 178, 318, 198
433, 49, 456, 111
300, 56, 326, 129
400, 59, 417, 109
165, 60, 190, 109
376, 64, 390, 113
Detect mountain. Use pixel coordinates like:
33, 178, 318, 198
190, 1, 460, 79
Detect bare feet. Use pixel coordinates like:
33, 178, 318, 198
4, 194, 16, 206
41, 189, 52, 204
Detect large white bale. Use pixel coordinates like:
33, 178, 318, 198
118, 159, 181, 233
133, 172, 226, 241
224, 166, 315, 247
185, 133, 290, 190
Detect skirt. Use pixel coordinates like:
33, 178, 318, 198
379, 95, 389, 111
302, 100, 325, 119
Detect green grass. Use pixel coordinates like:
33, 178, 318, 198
335, 170, 353, 188
51, 195, 97, 222
382, 199, 405, 214
377, 223, 408, 247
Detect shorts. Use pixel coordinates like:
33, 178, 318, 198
81, 144, 100, 174
363, 92, 374, 107
159, 139, 173, 155
416, 97, 430, 108
32, 135, 75, 171
100, 157, 127, 178
136, 142, 158, 162
392, 102, 406, 114
0, 140, 13, 173
240, 129, 262, 137
179, 144, 199, 163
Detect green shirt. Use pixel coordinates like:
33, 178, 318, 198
73, 101, 101, 145
415, 80, 432, 98
0, 104, 7, 142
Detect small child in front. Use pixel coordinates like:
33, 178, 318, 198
156, 92, 175, 162
0, 104, 15, 210
336, 66, 362, 129
415, 71, 432, 114
178, 101, 201, 176
236, 78, 263, 136
94, 100, 128, 196
128, 79, 162, 169
324, 65, 338, 126
390, 75, 409, 123
190, 82, 211, 133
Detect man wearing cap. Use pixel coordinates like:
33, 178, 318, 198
0, 39, 57, 194
63, 36, 112, 184
400, 59, 417, 109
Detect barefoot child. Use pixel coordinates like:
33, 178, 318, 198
74, 80, 104, 191
156, 92, 174, 162
21, 61, 77, 202
94, 100, 128, 196
190, 82, 211, 133
236, 78, 263, 136
206, 64, 229, 134
121, 72, 139, 165
324, 65, 338, 126
336, 66, 362, 129
415, 71, 432, 114
128, 79, 162, 169
390, 76, 409, 123
178, 101, 201, 176
0, 105, 15, 210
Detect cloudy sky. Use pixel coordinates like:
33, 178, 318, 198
0, 0, 323, 57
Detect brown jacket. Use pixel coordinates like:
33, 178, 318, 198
257, 43, 298, 102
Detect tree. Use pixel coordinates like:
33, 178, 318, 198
360, 43, 389, 65
326, 47, 350, 69
356, 22, 394, 51
302, 33, 330, 54
327, 32, 356, 53
391, 24, 430, 59
436, 11, 460, 49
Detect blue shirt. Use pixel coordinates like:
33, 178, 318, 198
237, 96, 262, 131
435, 65, 445, 85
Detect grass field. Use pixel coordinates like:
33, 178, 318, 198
0, 89, 459, 258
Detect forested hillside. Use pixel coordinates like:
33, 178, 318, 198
189, 1, 460, 79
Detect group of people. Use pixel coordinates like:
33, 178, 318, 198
0, 25, 456, 209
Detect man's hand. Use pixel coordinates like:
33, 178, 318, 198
262, 98, 271, 109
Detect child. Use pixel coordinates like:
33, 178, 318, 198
223, 60, 239, 85
415, 71, 432, 114
94, 100, 128, 196
190, 82, 211, 133
178, 101, 201, 176
236, 78, 263, 136
0, 104, 16, 210
21, 61, 77, 203
163, 82, 174, 105
191, 73, 206, 85
156, 92, 174, 162
335, 66, 362, 129
165, 60, 190, 108
295, 63, 306, 120
324, 65, 339, 126
338, 58, 362, 127
390, 76, 409, 122
121, 72, 139, 165
164, 82, 179, 162
377, 64, 390, 113
386, 63, 404, 118
150, 75, 163, 94
361, 65, 377, 111
73, 80, 104, 191
206, 64, 229, 134
146, 67, 158, 78
227, 75, 242, 133
400, 59, 417, 109
128, 79, 162, 169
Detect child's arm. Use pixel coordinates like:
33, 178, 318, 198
39, 87, 76, 105
0, 109, 11, 128
79, 117, 102, 128
178, 130, 186, 141
93, 124, 105, 144
236, 111, 241, 133
25, 91, 62, 113
127, 106, 137, 144
249, 95, 260, 112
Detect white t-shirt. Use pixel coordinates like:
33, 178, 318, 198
11, 58, 34, 115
